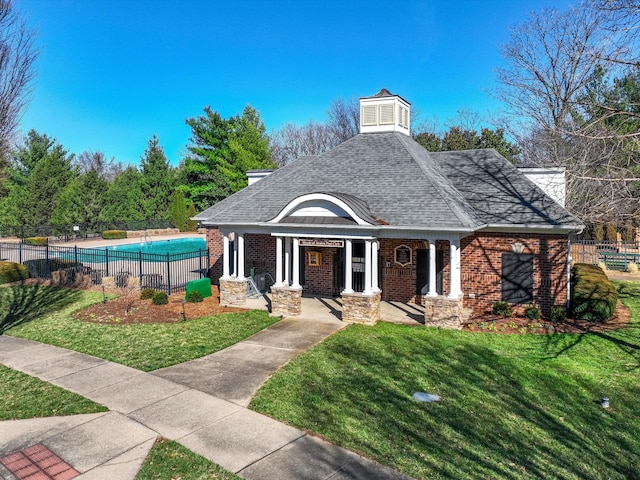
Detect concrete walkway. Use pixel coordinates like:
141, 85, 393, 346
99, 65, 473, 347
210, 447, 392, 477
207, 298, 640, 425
0, 321, 413, 480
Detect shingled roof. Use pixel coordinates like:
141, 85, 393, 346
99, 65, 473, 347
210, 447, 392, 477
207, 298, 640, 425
194, 132, 583, 233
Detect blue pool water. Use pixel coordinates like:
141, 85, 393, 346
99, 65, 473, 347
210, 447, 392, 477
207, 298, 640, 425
103, 237, 206, 255
61, 237, 207, 264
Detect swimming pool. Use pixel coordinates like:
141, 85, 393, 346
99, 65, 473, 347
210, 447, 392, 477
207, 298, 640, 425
103, 237, 206, 255
59, 237, 208, 264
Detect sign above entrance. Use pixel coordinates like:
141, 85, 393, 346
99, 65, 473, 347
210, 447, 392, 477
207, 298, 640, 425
299, 238, 344, 248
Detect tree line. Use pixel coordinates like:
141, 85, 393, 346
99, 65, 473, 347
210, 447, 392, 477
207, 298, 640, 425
1, 0, 636, 235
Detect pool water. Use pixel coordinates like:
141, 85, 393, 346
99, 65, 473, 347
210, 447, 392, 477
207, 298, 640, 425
104, 237, 206, 255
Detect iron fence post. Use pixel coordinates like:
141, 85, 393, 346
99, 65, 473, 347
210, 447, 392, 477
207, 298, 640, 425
199, 249, 203, 278
74, 246, 78, 266
166, 253, 171, 295
105, 248, 109, 276
139, 251, 143, 286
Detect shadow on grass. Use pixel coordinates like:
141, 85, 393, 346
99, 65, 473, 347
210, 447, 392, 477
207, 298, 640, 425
0, 282, 84, 334
543, 281, 640, 370
252, 326, 640, 479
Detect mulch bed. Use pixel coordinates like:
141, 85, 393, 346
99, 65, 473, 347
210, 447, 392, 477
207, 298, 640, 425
73, 285, 246, 324
463, 300, 631, 334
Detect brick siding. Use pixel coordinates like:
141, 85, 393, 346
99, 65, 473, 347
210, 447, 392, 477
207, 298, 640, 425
461, 232, 569, 316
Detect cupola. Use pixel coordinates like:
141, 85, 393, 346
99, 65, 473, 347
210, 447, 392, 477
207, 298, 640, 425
359, 88, 410, 136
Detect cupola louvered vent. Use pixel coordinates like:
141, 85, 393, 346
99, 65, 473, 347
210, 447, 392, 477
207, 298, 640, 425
361, 105, 377, 126
379, 104, 394, 125
359, 89, 410, 136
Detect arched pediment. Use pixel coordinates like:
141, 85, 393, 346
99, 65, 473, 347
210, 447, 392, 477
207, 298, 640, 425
269, 193, 376, 226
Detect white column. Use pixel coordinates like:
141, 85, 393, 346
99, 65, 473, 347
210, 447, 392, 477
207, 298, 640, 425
343, 239, 354, 294
284, 237, 291, 286
372, 240, 380, 292
275, 236, 284, 286
222, 234, 230, 279
291, 237, 301, 289
427, 240, 437, 296
448, 240, 462, 299
236, 233, 245, 280
363, 239, 373, 295
232, 233, 238, 278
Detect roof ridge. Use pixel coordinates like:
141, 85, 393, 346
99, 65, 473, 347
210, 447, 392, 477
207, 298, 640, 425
396, 134, 482, 229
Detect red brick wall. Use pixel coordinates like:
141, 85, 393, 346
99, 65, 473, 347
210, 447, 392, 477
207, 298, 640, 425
206, 229, 224, 284
304, 247, 337, 296
206, 228, 570, 316
460, 232, 569, 315
378, 239, 451, 304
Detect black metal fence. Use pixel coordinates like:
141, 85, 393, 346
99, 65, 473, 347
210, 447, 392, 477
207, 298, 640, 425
570, 239, 640, 271
0, 219, 174, 241
0, 242, 210, 294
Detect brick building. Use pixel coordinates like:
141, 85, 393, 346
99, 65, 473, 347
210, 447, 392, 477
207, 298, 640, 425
195, 89, 584, 327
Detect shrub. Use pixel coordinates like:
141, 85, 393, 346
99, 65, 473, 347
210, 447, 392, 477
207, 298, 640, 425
152, 291, 168, 305
24, 236, 48, 246
140, 288, 156, 300
102, 230, 127, 240
571, 263, 617, 322
550, 305, 567, 322
0, 261, 28, 284
22, 259, 81, 278
606, 223, 618, 242
186, 290, 203, 303
524, 304, 541, 320
597, 260, 608, 272
627, 262, 638, 274
492, 301, 512, 317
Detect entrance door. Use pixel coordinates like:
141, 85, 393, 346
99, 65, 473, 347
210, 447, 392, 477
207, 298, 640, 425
416, 248, 444, 296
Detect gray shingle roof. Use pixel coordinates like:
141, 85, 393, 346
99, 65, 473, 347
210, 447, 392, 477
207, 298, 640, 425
194, 133, 583, 233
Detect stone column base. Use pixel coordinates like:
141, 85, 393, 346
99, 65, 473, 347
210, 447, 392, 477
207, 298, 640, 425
219, 278, 247, 306
341, 292, 381, 325
271, 286, 302, 317
424, 296, 463, 329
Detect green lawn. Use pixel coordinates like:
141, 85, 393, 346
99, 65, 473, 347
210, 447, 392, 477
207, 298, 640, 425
134, 438, 242, 480
0, 365, 107, 420
2, 284, 278, 371
250, 281, 640, 479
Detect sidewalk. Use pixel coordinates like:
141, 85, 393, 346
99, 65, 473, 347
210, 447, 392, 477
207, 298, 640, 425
0, 324, 413, 480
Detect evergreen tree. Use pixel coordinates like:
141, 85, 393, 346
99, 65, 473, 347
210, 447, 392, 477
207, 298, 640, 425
0, 130, 75, 226
170, 190, 188, 231
140, 135, 175, 220
182, 104, 275, 210
99, 167, 145, 224
185, 201, 198, 232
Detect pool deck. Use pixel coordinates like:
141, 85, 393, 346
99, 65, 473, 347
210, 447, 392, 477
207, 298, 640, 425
49, 233, 205, 249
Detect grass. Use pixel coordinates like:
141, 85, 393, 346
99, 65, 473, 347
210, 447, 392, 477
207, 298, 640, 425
134, 438, 242, 480
250, 280, 640, 480
0, 365, 107, 420
2, 284, 279, 371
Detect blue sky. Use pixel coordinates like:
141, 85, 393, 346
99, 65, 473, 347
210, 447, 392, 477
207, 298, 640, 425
17, 0, 572, 166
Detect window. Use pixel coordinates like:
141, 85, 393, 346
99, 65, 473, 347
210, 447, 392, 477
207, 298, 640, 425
308, 251, 322, 267
501, 253, 533, 304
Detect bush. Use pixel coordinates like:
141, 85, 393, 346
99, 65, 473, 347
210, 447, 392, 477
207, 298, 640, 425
22, 259, 81, 278
186, 290, 203, 303
627, 262, 638, 274
0, 261, 28, 284
551, 305, 567, 322
152, 291, 168, 305
492, 301, 513, 317
140, 288, 156, 300
24, 236, 48, 246
571, 263, 617, 322
102, 230, 127, 240
524, 304, 541, 321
